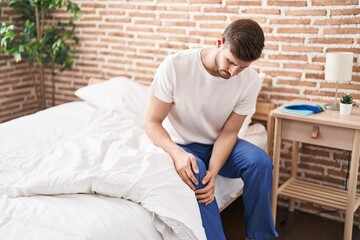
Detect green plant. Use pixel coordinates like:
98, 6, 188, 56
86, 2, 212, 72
340, 94, 353, 104
0, 0, 80, 109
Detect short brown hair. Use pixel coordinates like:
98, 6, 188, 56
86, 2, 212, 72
223, 19, 265, 62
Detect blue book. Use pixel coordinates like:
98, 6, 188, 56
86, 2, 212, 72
281, 107, 314, 116
281, 103, 323, 116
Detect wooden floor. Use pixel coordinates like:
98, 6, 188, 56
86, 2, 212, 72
221, 197, 360, 240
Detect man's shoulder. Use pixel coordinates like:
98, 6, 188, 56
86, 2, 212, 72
160, 49, 200, 71
236, 67, 260, 82
232, 68, 262, 92
243, 67, 259, 77
167, 48, 200, 61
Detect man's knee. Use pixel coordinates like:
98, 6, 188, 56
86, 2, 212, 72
247, 147, 273, 172
194, 158, 207, 190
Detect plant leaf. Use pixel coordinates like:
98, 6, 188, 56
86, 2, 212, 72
14, 52, 22, 62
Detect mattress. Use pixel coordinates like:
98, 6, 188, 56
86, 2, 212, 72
0, 101, 267, 240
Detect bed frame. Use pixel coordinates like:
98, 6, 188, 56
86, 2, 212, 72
87, 78, 275, 212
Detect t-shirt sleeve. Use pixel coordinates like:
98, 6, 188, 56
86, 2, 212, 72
233, 71, 262, 116
148, 57, 175, 103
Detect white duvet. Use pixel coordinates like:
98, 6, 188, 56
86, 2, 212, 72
0, 102, 206, 240
0, 100, 267, 240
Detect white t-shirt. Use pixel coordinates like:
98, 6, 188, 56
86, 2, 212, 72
149, 48, 262, 145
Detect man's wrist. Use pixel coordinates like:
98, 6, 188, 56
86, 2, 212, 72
208, 167, 219, 177
167, 142, 184, 160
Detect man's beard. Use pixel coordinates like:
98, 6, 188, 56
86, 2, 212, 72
218, 70, 231, 79
215, 52, 231, 79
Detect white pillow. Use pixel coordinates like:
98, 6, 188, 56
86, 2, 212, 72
74, 77, 150, 124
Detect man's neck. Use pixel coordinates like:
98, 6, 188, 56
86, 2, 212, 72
200, 47, 219, 77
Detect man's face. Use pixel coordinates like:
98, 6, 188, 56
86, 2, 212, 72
214, 45, 252, 79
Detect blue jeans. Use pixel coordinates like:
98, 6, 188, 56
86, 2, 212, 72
178, 138, 278, 240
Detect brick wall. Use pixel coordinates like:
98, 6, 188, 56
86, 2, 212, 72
0, 57, 38, 122
48, 0, 360, 107
1, 0, 360, 224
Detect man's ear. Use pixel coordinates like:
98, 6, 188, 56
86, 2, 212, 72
217, 36, 225, 47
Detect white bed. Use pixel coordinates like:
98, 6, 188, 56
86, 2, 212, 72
0, 77, 271, 240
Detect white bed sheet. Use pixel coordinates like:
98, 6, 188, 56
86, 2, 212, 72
0, 194, 161, 240
0, 101, 267, 240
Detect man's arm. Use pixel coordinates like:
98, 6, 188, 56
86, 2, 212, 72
145, 95, 199, 190
195, 111, 246, 205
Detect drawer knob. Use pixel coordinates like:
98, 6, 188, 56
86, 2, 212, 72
311, 126, 320, 139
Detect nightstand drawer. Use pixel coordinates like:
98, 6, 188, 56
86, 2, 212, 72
281, 119, 354, 150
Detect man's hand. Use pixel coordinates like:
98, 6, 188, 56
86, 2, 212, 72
195, 170, 216, 205
173, 150, 199, 191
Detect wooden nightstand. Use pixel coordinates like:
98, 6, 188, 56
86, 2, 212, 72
270, 100, 360, 240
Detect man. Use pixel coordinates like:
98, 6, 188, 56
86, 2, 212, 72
145, 19, 278, 240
